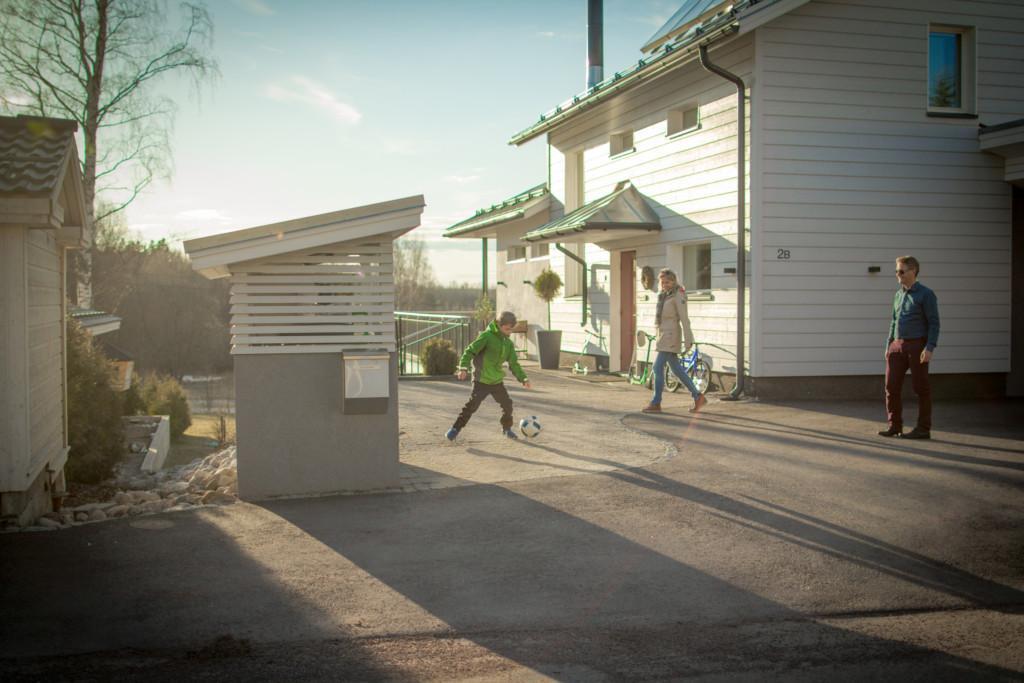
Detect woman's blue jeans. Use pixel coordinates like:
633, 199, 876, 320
651, 350, 699, 404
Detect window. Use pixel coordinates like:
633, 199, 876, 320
667, 104, 700, 136
506, 245, 526, 262
684, 243, 711, 291
564, 243, 585, 297
668, 242, 711, 293
928, 25, 975, 114
531, 243, 549, 259
609, 129, 634, 157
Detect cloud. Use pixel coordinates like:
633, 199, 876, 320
536, 31, 557, 39
232, 0, 274, 16
176, 208, 232, 223
442, 174, 480, 185
265, 76, 362, 124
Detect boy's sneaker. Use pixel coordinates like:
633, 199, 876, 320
445, 427, 460, 442
503, 428, 519, 440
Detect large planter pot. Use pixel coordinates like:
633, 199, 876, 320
536, 330, 563, 370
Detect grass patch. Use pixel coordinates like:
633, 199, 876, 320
166, 414, 236, 469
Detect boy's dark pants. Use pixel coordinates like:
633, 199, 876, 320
885, 337, 932, 431
454, 381, 514, 431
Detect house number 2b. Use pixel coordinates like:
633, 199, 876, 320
776, 249, 791, 260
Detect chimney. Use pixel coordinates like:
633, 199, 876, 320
587, 0, 603, 89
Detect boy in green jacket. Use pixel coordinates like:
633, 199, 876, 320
446, 311, 531, 441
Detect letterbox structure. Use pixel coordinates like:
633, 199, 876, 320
184, 195, 425, 499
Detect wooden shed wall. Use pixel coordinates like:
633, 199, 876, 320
27, 229, 65, 479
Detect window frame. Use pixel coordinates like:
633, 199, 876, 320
505, 245, 527, 263
666, 103, 700, 138
666, 241, 713, 299
926, 24, 976, 117
609, 129, 635, 158
530, 242, 550, 260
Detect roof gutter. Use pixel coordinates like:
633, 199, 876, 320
509, 9, 745, 147
698, 42, 746, 399
555, 243, 588, 327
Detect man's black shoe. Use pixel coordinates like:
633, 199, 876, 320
877, 426, 902, 437
901, 428, 931, 440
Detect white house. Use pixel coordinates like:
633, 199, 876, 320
0, 115, 89, 525
450, 0, 1024, 398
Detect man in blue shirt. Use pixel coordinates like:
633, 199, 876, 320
879, 255, 940, 439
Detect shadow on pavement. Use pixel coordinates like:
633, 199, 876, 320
0, 509, 397, 680
264, 478, 1022, 679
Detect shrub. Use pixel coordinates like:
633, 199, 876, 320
66, 320, 125, 484
473, 292, 495, 324
421, 338, 458, 376
533, 268, 563, 329
138, 373, 192, 440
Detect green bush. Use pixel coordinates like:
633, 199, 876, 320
421, 338, 458, 376
138, 373, 192, 440
66, 320, 125, 484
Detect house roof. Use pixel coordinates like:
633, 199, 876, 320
642, 0, 730, 54
69, 307, 122, 336
184, 194, 426, 279
444, 183, 551, 238
0, 116, 78, 195
509, 0, 804, 146
979, 118, 1024, 186
0, 115, 89, 239
521, 181, 661, 244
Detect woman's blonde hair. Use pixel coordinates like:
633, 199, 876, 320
658, 268, 678, 285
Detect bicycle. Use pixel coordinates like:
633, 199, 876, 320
570, 328, 606, 376
627, 330, 710, 395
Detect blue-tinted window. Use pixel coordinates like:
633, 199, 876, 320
929, 31, 961, 108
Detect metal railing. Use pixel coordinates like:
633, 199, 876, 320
395, 311, 486, 376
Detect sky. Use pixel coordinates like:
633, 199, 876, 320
120, 0, 676, 284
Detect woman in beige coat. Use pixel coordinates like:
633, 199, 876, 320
642, 269, 707, 413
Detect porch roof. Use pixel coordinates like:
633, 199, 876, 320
443, 183, 550, 238
979, 118, 1024, 186
520, 181, 661, 244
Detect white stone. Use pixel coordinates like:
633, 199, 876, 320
160, 481, 189, 495
75, 512, 89, 522
200, 490, 235, 506
36, 517, 61, 528
114, 492, 133, 506
106, 505, 129, 518
88, 509, 108, 522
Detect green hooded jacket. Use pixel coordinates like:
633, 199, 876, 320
458, 321, 528, 385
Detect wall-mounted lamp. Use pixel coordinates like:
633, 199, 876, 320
724, 267, 737, 274
867, 266, 881, 273
497, 281, 508, 287
522, 280, 533, 285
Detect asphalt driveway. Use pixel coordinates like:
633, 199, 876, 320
1, 369, 1022, 681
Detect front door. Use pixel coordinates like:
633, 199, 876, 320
620, 251, 637, 371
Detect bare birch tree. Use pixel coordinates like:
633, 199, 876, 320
0, 0, 217, 303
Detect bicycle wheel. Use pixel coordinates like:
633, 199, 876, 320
689, 359, 711, 395
572, 361, 589, 376
665, 363, 681, 393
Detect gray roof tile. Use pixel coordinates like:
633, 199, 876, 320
0, 116, 78, 195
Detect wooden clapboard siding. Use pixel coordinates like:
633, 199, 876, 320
755, 0, 1024, 377
543, 34, 755, 366
25, 229, 64, 480
227, 240, 396, 354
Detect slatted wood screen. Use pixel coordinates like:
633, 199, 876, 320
228, 240, 394, 354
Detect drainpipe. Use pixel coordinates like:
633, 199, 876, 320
698, 43, 746, 399
481, 238, 488, 298
555, 243, 588, 327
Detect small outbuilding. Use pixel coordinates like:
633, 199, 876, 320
184, 195, 425, 499
0, 115, 89, 525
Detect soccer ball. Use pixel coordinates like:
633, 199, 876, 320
519, 415, 542, 438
